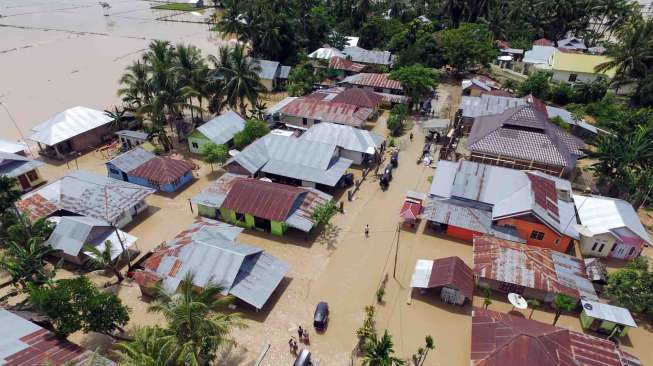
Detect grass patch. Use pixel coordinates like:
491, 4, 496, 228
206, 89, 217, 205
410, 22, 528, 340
151, 3, 204, 11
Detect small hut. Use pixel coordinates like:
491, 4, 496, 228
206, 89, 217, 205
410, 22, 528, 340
410, 256, 474, 306
400, 191, 426, 229
580, 300, 637, 338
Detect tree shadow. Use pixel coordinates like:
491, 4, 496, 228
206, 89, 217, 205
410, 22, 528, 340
411, 288, 473, 316
217, 342, 255, 366
225, 277, 293, 324
315, 224, 342, 252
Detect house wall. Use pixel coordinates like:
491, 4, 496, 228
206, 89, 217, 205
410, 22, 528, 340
118, 136, 146, 151
220, 207, 238, 224
244, 213, 256, 229
271, 220, 286, 236
161, 170, 194, 192
106, 162, 126, 181
478, 277, 553, 302
551, 70, 603, 84
579, 233, 615, 258
198, 204, 218, 219
470, 152, 566, 177
15, 168, 45, 192
261, 78, 274, 92
224, 161, 255, 177
580, 311, 630, 337
53, 251, 85, 266
497, 217, 572, 253
446, 225, 482, 243
188, 131, 212, 154
69, 124, 113, 152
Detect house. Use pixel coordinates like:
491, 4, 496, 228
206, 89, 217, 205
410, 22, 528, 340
556, 36, 587, 51
467, 96, 585, 177
338, 73, 404, 96
264, 96, 298, 123
410, 256, 474, 306
16, 170, 154, 228
550, 50, 615, 84
188, 111, 246, 153
342, 46, 394, 67
429, 160, 579, 252
0, 139, 27, 155
253, 59, 291, 91
461, 77, 501, 97
0, 308, 114, 365
580, 300, 637, 338
223, 133, 353, 189
308, 46, 346, 60
107, 148, 194, 192
299, 122, 385, 164
115, 130, 148, 151
400, 191, 426, 228
0, 152, 45, 192
279, 97, 374, 129
28, 106, 114, 159
522, 45, 556, 73
573, 195, 651, 260
305, 87, 384, 112
329, 56, 366, 76
192, 173, 332, 235
132, 218, 289, 310
46, 216, 137, 265
473, 235, 597, 302
471, 308, 641, 366
107, 147, 155, 181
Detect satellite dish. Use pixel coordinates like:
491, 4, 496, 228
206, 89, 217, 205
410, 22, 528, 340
583, 302, 593, 311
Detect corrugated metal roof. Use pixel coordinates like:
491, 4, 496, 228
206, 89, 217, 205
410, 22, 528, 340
17, 170, 155, 223
574, 195, 651, 245
0, 139, 27, 154
253, 59, 280, 80
265, 97, 298, 117
471, 308, 641, 366
262, 156, 352, 186
115, 130, 148, 140
308, 47, 346, 60
581, 300, 637, 327
459, 94, 527, 118
0, 309, 114, 365
197, 111, 246, 145
330, 88, 383, 109
29, 106, 113, 146
128, 156, 193, 184
343, 46, 393, 65
300, 122, 384, 154
329, 56, 366, 72
411, 256, 475, 300
523, 45, 556, 66
281, 98, 373, 128
279, 65, 291, 79
546, 106, 598, 134
191, 173, 244, 208
107, 147, 155, 173
135, 218, 288, 309
222, 179, 304, 222
339, 73, 403, 90
0, 152, 44, 178
473, 235, 597, 300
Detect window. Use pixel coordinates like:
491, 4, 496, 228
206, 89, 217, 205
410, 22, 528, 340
109, 168, 120, 175
611, 243, 617, 252
629, 247, 636, 256
302, 118, 308, 126
599, 244, 605, 252
26, 170, 39, 182
192, 142, 199, 149
530, 230, 545, 240
314, 119, 321, 124
554, 238, 560, 245
568, 73, 578, 82
591, 242, 598, 251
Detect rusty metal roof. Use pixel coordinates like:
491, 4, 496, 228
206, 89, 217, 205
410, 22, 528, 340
328, 56, 365, 73
339, 73, 403, 91
330, 87, 384, 109
471, 308, 641, 366
473, 235, 597, 300
430, 257, 475, 300
222, 178, 305, 222
281, 98, 373, 128
128, 156, 193, 184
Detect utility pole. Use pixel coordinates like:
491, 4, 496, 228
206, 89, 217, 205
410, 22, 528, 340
393, 223, 400, 279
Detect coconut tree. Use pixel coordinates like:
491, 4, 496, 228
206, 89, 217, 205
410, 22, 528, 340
114, 326, 178, 366
0, 239, 56, 300
552, 293, 577, 325
216, 44, 265, 116
118, 60, 151, 110
83, 240, 125, 285
362, 330, 406, 366
174, 44, 207, 122
528, 299, 541, 319
147, 272, 246, 365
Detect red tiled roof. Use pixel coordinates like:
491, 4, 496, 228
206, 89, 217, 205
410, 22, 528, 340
329, 56, 365, 73
429, 256, 475, 301
534, 38, 554, 46
473, 236, 591, 300
472, 308, 641, 366
281, 98, 373, 128
222, 178, 304, 222
331, 88, 383, 109
15, 193, 58, 222
129, 156, 193, 184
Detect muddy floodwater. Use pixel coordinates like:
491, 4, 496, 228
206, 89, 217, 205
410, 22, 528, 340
0, 0, 224, 141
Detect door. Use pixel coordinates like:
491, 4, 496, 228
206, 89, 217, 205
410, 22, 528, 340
17, 175, 30, 190
611, 243, 633, 260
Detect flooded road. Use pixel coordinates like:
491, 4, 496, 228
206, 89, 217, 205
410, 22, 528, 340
0, 0, 224, 141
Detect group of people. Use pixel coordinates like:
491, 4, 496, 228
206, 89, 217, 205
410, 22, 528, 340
288, 326, 310, 354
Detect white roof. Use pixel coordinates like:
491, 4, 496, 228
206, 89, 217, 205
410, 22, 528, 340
300, 122, 384, 154
581, 300, 637, 327
29, 106, 113, 146
346, 36, 359, 47
523, 45, 555, 67
197, 111, 246, 145
0, 139, 27, 154
410, 259, 434, 288
308, 47, 346, 60
573, 194, 651, 244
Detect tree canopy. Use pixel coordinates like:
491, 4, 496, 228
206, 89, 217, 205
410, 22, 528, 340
201, 142, 229, 171
605, 257, 653, 316
439, 23, 497, 71
389, 65, 439, 107
233, 118, 270, 148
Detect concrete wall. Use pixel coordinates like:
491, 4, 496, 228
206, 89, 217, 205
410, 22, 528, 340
446, 225, 481, 243
551, 70, 602, 84
579, 233, 615, 258
271, 220, 286, 236
69, 124, 113, 152
126, 169, 193, 192
16, 168, 45, 192
198, 204, 218, 219
261, 78, 274, 92
497, 217, 572, 253
188, 131, 211, 154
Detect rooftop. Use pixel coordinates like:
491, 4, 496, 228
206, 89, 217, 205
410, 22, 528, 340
28, 106, 113, 146
128, 156, 194, 185
308, 46, 346, 60
330, 87, 384, 109
115, 129, 148, 140
281, 98, 373, 128
0, 139, 27, 154
300, 122, 384, 154
329, 56, 366, 73
410, 256, 475, 301
253, 59, 280, 80
339, 73, 403, 91
196, 111, 246, 145
551, 50, 615, 77
473, 235, 598, 300
342, 46, 394, 66
107, 147, 155, 173
0, 152, 44, 179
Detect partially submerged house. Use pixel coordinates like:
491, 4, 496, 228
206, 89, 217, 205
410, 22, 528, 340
116, 130, 148, 151
0, 308, 114, 365
0, 138, 27, 155
191, 173, 332, 235
471, 308, 641, 366
429, 160, 578, 252
279, 97, 374, 130
410, 256, 474, 306
253, 59, 291, 91
16, 170, 154, 228
300, 122, 385, 165
573, 195, 651, 260
107, 148, 194, 192
0, 152, 44, 192
188, 111, 246, 153
338, 73, 404, 100
132, 218, 289, 310
223, 133, 353, 189
46, 216, 137, 265
473, 235, 597, 302
28, 106, 114, 159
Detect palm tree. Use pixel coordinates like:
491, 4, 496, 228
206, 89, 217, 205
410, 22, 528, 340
83, 240, 125, 284
362, 330, 406, 366
482, 286, 492, 309
552, 293, 577, 325
148, 272, 246, 365
215, 0, 245, 37
0, 239, 56, 299
174, 44, 207, 123
114, 326, 178, 366
215, 45, 265, 116
104, 106, 126, 130
527, 299, 541, 319
118, 60, 151, 110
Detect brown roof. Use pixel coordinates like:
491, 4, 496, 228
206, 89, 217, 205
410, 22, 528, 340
281, 98, 373, 128
483, 89, 514, 97
473, 236, 597, 300
329, 56, 365, 73
534, 38, 554, 46
129, 156, 193, 184
340, 73, 403, 91
429, 256, 475, 300
330, 88, 383, 109
471, 308, 641, 366
221, 178, 305, 222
